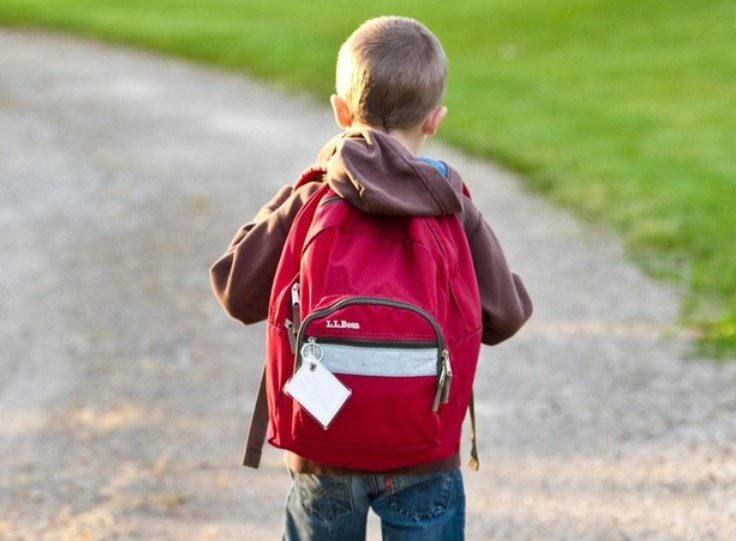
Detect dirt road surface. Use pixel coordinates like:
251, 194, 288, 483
1, 30, 735, 541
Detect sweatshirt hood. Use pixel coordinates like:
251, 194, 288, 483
317, 130, 465, 216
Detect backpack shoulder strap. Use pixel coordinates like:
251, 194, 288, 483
462, 182, 472, 199
468, 391, 479, 471
243, 365, 269, 468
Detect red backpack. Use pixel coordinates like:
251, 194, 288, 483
245, 165, 483, 471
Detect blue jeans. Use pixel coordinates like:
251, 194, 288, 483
282, 468, 465, 541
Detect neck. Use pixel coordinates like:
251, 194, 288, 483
386, 128, 427, 155
349, 122, 426, 155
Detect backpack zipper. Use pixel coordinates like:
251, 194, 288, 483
313, 337, 438, 349
294, 295, 452, 411
296, 296, 446, 355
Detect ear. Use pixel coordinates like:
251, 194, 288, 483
330, 94, 353, 129
422, 106, 448, 136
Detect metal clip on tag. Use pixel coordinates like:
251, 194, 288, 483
301, 337, 323, 371
285, 336, 351, 430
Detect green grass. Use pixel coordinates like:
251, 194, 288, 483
2, 0, 734, 357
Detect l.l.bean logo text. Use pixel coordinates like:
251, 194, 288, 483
325, 319, 361, 330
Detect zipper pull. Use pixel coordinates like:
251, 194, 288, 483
291, 282, 300, 306
432, 361, 446, 413
290, 282, 301, 344
285, 319, 295, 353
432, 373, 444, 412
432, 350, 452, 412
440, 350, 452, 404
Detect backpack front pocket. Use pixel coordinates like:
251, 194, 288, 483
289, 297, 452, 452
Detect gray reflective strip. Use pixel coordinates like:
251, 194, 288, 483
319, 343, 438, 377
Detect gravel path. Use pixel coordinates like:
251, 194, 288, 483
1, 30, 735, 541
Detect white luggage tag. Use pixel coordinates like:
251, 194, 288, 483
284, 340, 352, 429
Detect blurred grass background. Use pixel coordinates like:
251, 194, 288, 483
1, 0, 734, 356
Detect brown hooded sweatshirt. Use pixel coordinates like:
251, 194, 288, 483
210, 129, 532, 475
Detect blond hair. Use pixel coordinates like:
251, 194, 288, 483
336, 16, 448, 130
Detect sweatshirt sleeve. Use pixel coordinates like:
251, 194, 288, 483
462, 200, 533, 345
209, 183, 320, 325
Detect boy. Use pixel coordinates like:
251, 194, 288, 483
210, 16, 532, 541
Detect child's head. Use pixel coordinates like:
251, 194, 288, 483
334, 16, 448, 132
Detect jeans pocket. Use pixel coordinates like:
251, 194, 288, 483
295, 474, 354, 521
388, 469, 459, 520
